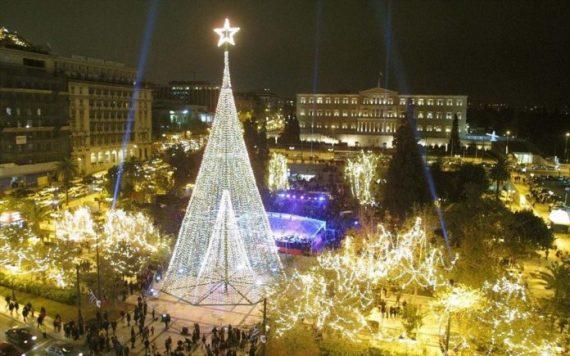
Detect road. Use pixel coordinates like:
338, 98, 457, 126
0, 311, 86, 355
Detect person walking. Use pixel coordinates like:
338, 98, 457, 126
126, 312, 131, 326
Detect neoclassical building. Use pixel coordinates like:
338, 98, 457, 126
296, 87, 467, 148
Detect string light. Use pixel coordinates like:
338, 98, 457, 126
102, 209, 168, 277
344, 151, 380, 206
272, 218, 450, 339
54, 207, 95, 242
267, 152, 289, 192
162, 20, 282, 305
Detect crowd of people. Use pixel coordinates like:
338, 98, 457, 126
3, 291, 265, 355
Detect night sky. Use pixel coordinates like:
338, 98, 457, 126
1, 1, 569, 106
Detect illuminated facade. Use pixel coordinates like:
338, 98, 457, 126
0, 27, 152, 177
69, 81, 152, 174
297, 87, 467, 148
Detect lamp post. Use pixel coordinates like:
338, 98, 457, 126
505, 130, 511, 155
564, 132, 570, 163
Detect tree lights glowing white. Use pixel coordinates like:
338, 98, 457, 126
162, 19, 282, 305
193, 190, 258, 304
344, 151, 380, 206
55, 207, 95, 242
101, 209, 168, 277
267, 152, 289, 192
271, 218, 449, 339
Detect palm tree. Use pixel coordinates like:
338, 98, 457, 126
56, 157, 77, 205
489, 157, 510, 199
540, 259, 570, 330
19, 199, 49, 238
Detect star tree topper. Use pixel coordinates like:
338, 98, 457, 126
214, 18, 240, 47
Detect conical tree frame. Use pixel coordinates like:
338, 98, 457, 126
161, 49, 282, 305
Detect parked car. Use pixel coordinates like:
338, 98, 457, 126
0, 342, 24, 356
5, 327, 37, 347
45, 342, 83, 355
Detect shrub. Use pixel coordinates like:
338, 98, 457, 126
0, 273, 76, 305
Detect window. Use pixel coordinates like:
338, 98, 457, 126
437, 99, 444, 106
351, 98, 358, 104
342, 110, 348, 117
418, 112, 424, 119
427, 99, 434, 106
418, 98, 424, 105
325, 97, 331, 104
308, 98, 314, 104
456, 112, 462, 120
417, 125, 423, 131
343, 97, 349, 104
456, 99, 463, 106
445, 127, 451, 133
317, 97, 323, 104
427, 112, 433, 119
334, 98, 340, 104
334, 110, 340, 117
6, 107, 11, 115
399, 98, 406, 105
300, 110, 306, 116
447, 99, 453, 106
446, 112, 452, 119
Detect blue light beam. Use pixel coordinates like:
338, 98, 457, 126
112, 0, 159, 208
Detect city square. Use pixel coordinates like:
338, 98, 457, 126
0, 1, 569, 355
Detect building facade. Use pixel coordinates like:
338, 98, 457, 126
0, 26, 152, 180
68, 81, 152, 175
169, 80, 220, 112
0, 62, 70, 187
296, 87, 467, 148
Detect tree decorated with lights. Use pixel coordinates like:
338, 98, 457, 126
162, 19, 282, 305
101, 209, 168, 277
54, 207, 95, 243
267, 152, 289, 192
345, 150, 380, 206
271, 218, 449, 342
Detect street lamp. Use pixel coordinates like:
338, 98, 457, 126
505, 130, 511, 155
564, 132, 570, 163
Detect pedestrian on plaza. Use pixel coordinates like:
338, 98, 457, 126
150, 325, 155, 336
120, 310, 125, 321
130, 334, 136, 349
131, 325, 136, 339
8, 302, 14, 316
54, 313, 62, 332
22, 305, 29, 322
14, 301, 19, 314
126, 312, 131, 326
143, 301, 148, 316
111, 320, 118, 335
165, 336, 172, 354
152, 308, 156, 321
144, 338, 150, 354
37, 314, 45, 328
4, 295, 10, 309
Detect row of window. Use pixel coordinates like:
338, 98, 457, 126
5, 107, 42, 116
299, 96, 464, 107
299, 122, 455, 134
299, 109, 462, 120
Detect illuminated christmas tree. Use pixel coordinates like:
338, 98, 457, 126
162, 19, 282, 305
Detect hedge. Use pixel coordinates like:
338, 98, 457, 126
0, 273, 77, 305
